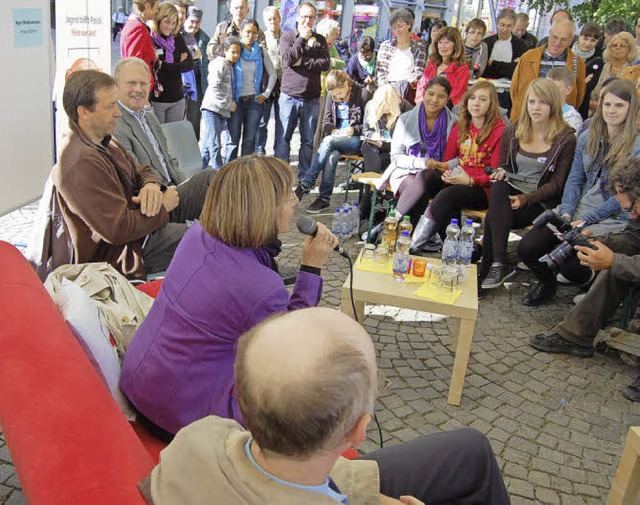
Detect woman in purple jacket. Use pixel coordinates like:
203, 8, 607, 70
120, 156, 338, 440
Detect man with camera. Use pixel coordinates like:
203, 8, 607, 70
529, 157, 640, 401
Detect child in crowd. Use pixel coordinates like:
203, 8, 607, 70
547, 67, 583, 134
296, 70, 372, 213
200, 37, 241, 169
464, 18, 489, 78
572, 22, 604, 119
346, 36, 376, 91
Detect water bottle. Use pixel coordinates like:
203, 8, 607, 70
351, 202, 360, 236
381, 211, 400, 252
331, 209, 342, 237
393, 230, 411, 278
398, 215, 413, 238
442, 219, 460, 267
458, 219, 475, 267
341, 209, 351, 239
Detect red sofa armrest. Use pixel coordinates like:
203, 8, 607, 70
0, 242, 154, 505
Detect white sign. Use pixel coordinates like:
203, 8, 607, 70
54, 0, 111, 154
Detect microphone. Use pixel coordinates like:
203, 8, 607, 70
296, 215, 349, 258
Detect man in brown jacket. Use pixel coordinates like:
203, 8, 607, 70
53, 70, 202, 279
140, 308, 510, 504
510, 19, 586, 121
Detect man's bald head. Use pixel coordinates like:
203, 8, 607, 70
547, 19, 574, 57
235, 308, 377, 458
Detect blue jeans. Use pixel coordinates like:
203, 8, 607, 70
301, 135, 361, 200
200, 109, 227, 169
255, 97, 283, 154
226, 96, 264, 162
275, 93, 320, 180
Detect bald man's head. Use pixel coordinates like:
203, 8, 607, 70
235, 308, 377, 458
547, 18, 574, 57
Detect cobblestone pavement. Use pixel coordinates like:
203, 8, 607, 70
2, 135, 640, 504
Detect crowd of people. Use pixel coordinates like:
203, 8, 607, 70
39, 1, 640, 502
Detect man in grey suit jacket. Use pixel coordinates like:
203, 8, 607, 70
113, 57, 215, 201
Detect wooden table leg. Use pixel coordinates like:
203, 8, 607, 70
448, 317, 476, 406
341, 282, 365, 322
607, 427, 640, 505
452, 318, 462, 352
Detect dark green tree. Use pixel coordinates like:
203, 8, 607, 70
528, 0, 640, 27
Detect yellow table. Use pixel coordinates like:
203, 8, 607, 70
340, 256, 478, 406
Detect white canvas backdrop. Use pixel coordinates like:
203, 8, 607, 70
0, 2, 54, 216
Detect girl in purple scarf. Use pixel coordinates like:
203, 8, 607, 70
370, 77, 456, 248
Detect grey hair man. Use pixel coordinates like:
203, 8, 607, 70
112, 57, 215, 202
255, 6, 283, 155
483, 8, 528, 80
139, 307, 510, 504
510, 18, 586, 121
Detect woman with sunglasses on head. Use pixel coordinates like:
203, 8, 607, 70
121, 156, 338, 439
409, 81, 505, 253
150, 2, 194, 123
517, 79, 640, 306
479, 79, 576, 291
592, 32, 639, 100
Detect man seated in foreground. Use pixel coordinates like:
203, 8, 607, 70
139, 307, 510, 504
113, 57, 214, 210
53, 70, 208, 280
530, 158, 640, 401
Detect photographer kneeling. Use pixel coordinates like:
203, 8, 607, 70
517, 79, 640, 305
529, 159, 640, 400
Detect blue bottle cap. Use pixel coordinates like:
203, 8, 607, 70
451, 219, 458, 225
465, 219, 473, 225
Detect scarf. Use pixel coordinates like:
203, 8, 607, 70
358, 54, 376, 75
407, 104, 448, 161
235, 41, 264, 98
571, 42, 594, 62
152, 33, 175, 63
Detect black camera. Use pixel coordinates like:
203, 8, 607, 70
532, 210, 597, 269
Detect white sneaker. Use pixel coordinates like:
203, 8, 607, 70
517, 262, 529, 271
573, 293, 586, 304
557, 273, 571, 285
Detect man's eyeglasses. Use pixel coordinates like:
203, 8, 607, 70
298, 14, 316, 20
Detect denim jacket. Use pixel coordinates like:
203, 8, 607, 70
557, 131, 640, 224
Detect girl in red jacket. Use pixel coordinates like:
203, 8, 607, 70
416, 27, 469, 107
410, 81, 505, 253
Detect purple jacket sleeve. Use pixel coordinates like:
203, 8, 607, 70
248, 270, 323, 324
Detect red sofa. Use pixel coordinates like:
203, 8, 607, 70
0, 241, 166, 504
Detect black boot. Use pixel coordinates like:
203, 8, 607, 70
522, 269, 557, 306
409, 216, 442, 254
623, 375, 640, 402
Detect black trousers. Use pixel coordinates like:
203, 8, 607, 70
482, 181, 544, 268
361, 428, 511, 505
361, 141, 391, 175
518, 216, 640, 285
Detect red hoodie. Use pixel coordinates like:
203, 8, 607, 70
444, 119, 505, 196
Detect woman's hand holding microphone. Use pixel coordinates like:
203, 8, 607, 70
301, 222, 339, 269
